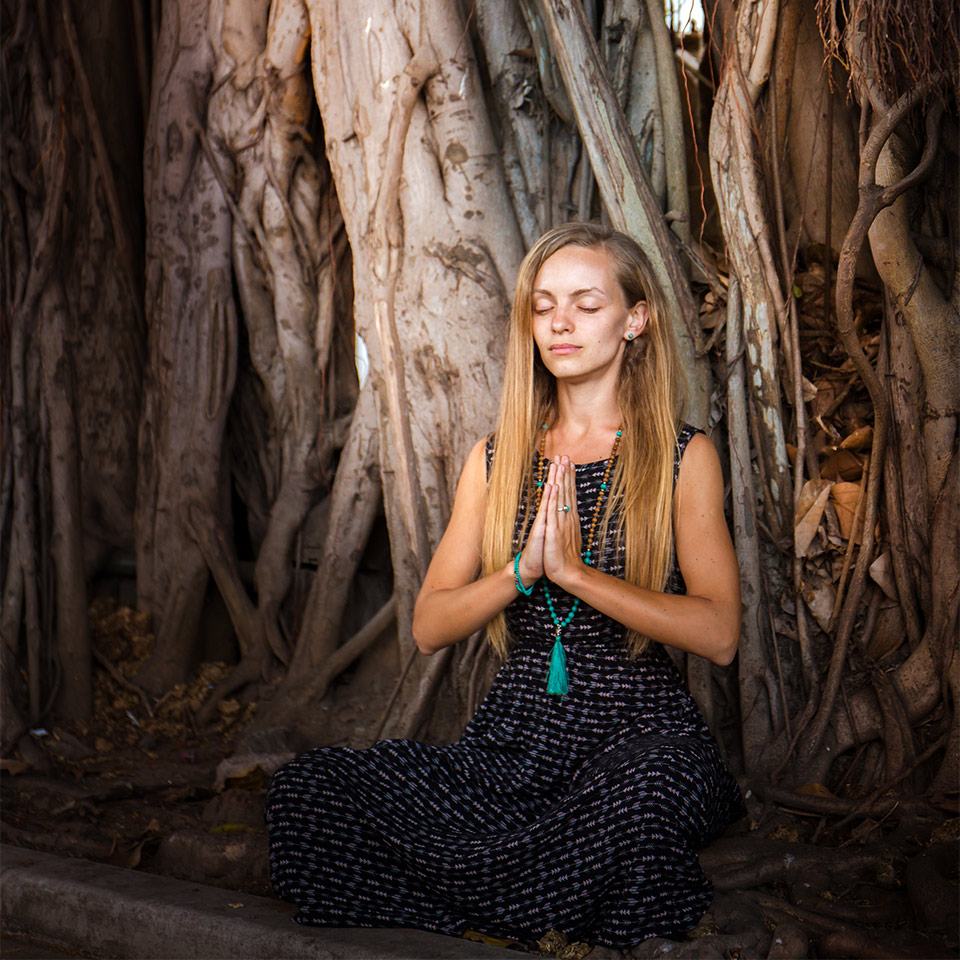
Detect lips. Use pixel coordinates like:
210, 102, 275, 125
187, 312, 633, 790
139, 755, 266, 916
549, 344, 580, 355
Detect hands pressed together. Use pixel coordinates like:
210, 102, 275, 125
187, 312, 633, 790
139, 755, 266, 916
516, 456, 586, 592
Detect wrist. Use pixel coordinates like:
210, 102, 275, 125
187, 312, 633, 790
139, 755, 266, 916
514, 551, 540, 593
553, 557, 588, 593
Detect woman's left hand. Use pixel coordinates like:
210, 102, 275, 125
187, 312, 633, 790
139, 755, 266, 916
543, 456, 584, 585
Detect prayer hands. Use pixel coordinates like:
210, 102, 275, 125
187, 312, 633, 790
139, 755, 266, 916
516, 457, 583, 589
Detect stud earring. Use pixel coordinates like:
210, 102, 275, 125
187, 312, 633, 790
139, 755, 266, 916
626, 333, 635, 340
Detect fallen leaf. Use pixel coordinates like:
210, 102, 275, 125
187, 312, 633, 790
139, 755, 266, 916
801, 575, 836, 633
794, 479, 834, 557
930, 818, 959, 843
796, 781, 838, 798
831, 481, 864, 541
228, 903, 244, 909
0, 758, 31, 775
839, 424, 873, 451
868, 551, 897, 600
463, 930, 520, 948
768, 823, 801, 842
821, 449, 864, 481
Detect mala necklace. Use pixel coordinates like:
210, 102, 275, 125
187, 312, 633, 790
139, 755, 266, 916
532, 425, 622, 696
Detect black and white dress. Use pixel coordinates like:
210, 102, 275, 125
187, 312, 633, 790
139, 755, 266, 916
265, 424, 745, 948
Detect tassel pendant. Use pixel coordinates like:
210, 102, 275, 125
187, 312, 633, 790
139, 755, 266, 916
547, 631, 569, 696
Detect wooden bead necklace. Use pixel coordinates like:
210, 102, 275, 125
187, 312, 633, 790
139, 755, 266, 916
533, 424, 622, 695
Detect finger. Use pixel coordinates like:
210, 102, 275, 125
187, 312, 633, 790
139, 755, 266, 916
545, 481, 558, 538
563, 457, 577, 518
537, 461, 559, 520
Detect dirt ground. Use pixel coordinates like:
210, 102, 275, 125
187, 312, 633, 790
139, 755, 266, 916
2, 600, 958, 959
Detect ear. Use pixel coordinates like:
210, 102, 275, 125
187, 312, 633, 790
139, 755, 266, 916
624, 301, 649, 341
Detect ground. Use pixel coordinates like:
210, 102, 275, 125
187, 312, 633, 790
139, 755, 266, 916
1, 600, 957, 959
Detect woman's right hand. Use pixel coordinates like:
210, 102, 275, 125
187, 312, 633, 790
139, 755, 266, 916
516, 458, 557, 586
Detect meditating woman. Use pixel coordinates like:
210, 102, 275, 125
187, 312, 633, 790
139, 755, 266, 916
266, 221, 745, 949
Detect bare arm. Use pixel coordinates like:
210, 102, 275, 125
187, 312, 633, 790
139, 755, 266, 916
411, 438, 555, 654
543, 433, 741, 665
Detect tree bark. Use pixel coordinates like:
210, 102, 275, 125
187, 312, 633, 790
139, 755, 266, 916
136, 0, 238, 694
306, 0, 524, 738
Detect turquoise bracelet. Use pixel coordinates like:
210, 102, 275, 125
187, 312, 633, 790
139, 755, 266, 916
513, 552, 534, 595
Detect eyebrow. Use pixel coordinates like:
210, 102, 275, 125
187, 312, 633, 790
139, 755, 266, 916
532, 286, 606, 297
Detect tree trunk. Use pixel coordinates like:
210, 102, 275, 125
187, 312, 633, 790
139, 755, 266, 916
305, 0, 524, 739
136, 0, 238, 694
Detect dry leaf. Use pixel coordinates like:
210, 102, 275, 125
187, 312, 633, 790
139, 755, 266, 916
768, 823, 801, 842
0, 758, 31, 775
228, 903, 244, 909
801, 576, 836, 632
463, 929, 522, 949
930, 818, 959, 843
794, 479, 834, 557
839, 424, 873, 451
831, 482, 863, 541
107, 838, 147, 869
796, 782, 838, 798
821, 449, 864, 481
868, 551, 897, 600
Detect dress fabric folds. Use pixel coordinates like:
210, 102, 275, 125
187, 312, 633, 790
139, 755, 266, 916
265, 424, 746, 948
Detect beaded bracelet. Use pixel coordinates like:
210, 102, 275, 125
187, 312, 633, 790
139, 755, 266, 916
513, 552, 534, 595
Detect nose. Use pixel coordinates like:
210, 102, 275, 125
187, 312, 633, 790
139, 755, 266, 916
551, 302, 574, 333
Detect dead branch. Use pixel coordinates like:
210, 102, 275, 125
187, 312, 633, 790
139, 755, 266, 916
299, 596, 398, 708
90, 645, 153, 719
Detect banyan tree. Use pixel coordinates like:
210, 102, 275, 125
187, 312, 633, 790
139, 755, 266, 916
2, 0, 957, 812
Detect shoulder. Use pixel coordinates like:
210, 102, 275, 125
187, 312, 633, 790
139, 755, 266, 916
674, 430, 723, 515
672, 422, 706, 481
462, 436, 490, 485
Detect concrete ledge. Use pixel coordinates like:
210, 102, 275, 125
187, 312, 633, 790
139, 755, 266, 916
1, 844, 507, 959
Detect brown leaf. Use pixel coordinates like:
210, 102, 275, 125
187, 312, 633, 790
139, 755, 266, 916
794, 479, 834, 557
839, 424, 873, 451
796, 782, 838, 798
0, 758, 31, 775
107, 838, 147, 869
801, 575, 836, 632
831, 481, 864, 541
868, 551, 897, 600
820, 449, 864, 481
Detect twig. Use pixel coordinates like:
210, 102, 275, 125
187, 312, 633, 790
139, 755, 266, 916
371, 646, 419, 743
91, 645, 154, 719
832, 731, 949, 832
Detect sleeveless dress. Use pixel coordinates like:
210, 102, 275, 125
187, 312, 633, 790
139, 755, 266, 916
265, 424, 746, 948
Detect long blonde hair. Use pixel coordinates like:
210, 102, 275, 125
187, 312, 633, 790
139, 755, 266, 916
481, 222, 684, 659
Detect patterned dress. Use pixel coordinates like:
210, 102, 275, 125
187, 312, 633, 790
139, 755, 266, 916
266, 424, 745, 948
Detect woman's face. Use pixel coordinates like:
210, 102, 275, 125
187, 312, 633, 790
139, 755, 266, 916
531, 244, 647, 384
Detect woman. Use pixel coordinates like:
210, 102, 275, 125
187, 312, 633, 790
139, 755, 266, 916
266, 222, 745, 949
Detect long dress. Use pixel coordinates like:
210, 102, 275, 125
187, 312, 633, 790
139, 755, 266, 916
265, 424, 746, 949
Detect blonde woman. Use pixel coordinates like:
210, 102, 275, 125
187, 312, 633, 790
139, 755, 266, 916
267, 223, 745, 949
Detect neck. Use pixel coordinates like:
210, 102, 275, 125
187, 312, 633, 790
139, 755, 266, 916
552, 377, 621, 437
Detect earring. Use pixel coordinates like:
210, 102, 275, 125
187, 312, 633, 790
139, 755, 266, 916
626, 333, 635, 340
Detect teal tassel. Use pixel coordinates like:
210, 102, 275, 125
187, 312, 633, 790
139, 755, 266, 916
547, 637, 569, 696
